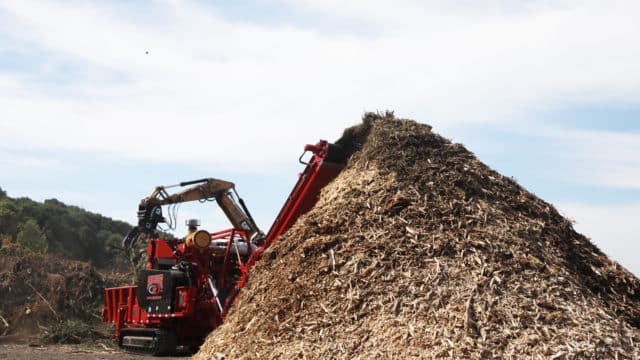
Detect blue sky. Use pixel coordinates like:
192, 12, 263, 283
0, 0, 639, 274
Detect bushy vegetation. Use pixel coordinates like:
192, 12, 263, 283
43, 320, 104, 344
16, 218, 48, 253
0, 187, 132, 269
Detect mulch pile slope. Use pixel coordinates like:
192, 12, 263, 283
196, 113, 640, 359
0, 245, 106, 340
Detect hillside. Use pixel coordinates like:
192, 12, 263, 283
196, 113, 640, 359
0, 189, 131, 269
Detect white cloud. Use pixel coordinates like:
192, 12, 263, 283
559, 202, 640, 276
519, 124, 640, 190
0, 149, 62, 170
0, 0, 639, 171
560, 130, 640, 189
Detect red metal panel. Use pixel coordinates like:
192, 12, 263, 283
227, 141, 346, 307
265, 140, 345, 246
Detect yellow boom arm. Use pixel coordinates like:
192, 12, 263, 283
143, 178, 261, 239
123, 178, 263, 248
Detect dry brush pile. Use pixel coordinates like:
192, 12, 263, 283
197, 113, 640, 359
0, 245, 106, 341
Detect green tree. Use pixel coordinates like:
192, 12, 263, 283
0, 190, 131, 268
16, 218, 48, 253
0, 198, 18, 239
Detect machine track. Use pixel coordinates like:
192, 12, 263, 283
119, 328, 177, 356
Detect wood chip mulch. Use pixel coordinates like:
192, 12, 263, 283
196, 113, 640, 359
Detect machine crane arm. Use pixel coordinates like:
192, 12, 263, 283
142, 178, 233, 206
123, 178, 262, 248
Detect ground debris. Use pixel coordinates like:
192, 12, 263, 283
196, 113, 640, 359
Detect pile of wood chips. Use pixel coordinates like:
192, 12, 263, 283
196, 113, 640, 359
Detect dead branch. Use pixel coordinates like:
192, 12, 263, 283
26, 282, 59, 319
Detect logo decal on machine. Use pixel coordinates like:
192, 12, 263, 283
146, 274, 164, 300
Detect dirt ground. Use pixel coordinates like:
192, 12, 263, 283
0, 343, 186, 360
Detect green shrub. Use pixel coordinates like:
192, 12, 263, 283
16, 219, 48, 253
43, 320, 101, 344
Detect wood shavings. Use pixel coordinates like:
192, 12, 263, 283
196, 113, 640, 359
